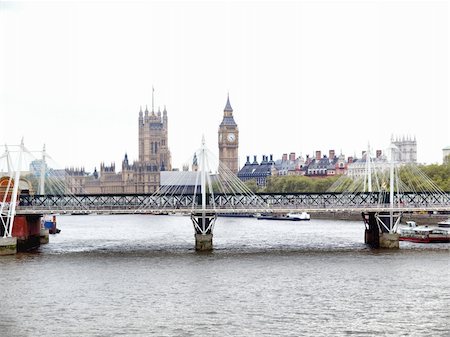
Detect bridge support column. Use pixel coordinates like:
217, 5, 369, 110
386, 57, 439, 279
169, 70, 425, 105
195, 233, 213, 251
40, 228, 49, 244
363, 212, 379, 248
191, 212, 216, 251
362, 212, 400, 249
0, 237, 17, 255
379, 233, 399, 249
13, 215, 42, 252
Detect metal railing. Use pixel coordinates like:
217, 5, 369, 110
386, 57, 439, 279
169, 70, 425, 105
13, 191, 450, 214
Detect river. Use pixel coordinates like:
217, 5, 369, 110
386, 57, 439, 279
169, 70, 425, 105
1, 215, 449, 336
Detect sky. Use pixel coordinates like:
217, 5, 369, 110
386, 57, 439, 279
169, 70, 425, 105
0, 0, 449, 172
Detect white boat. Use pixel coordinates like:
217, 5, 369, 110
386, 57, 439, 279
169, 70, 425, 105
257, 212, 311, 221
398, 221, 449, 243
287, 212, 311, 221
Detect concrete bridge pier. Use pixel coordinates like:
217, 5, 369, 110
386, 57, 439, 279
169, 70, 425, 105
191, 212, 216, 251
1, 215, 42, 253
363, 212, 399, 249
13, 215, 42, 251
40, 228, 49, 244
195, 233, 213, 251
379, 232, 400, 249
0, 237, 17, 255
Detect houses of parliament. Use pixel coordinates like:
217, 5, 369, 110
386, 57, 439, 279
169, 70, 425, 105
66, 95, 239, 194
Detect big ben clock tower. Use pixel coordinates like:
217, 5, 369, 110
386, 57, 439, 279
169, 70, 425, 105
218, 94, 239, 174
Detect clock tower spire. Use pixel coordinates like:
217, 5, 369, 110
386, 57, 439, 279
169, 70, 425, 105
218, 94, 239, 174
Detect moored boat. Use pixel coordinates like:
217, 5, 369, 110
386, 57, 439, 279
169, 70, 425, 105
398, 221, 449, 243
287, 212, 311, 220
42, 215, 61, 234
218, 213, 255, 218
257, 212, 310, 221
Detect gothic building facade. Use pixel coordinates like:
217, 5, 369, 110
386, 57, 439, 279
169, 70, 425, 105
67, 104, 171, 194
218, 95, 239, 174
392, 135, 417, 163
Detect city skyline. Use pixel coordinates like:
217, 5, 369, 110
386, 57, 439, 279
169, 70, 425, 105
1, 1, 449, 171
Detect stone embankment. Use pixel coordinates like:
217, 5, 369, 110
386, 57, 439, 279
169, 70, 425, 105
311, 211, 448, 225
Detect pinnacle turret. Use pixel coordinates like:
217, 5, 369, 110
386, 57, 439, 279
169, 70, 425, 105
224, 94, 233, 112
220, 93, 237, 127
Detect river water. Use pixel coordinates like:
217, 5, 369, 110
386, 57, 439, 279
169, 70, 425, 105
1, 215, 449, 336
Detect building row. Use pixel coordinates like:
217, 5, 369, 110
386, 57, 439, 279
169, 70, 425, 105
237, 138, 417, 187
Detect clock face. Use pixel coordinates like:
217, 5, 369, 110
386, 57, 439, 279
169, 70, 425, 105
227, 133, 235, 142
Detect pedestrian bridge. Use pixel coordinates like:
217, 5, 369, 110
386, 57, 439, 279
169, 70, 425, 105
2, 139, 450, 252
15, 191, 450, 215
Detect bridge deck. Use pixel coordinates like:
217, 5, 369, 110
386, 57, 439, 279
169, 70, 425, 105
7, 192, 449, 215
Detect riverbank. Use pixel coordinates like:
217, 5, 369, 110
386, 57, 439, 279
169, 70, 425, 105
311, 211, 448, 225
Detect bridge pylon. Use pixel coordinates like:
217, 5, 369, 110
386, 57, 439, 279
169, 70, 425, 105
189, 137, 218, 251
191, 211, 216, 251
1, 141, 25, 255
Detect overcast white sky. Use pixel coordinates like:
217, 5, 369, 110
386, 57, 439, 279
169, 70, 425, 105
1, 0, 449, 172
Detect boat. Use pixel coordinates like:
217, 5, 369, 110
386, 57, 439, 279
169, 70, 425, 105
218, 213, 255, 218
398, 221, 449, 243
41, 215, 61, 234
70, 211, 90, 215
257, 212, 310, 221
287, 212, 311, 220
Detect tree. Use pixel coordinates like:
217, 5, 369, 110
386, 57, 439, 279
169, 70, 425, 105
244, 179, 259, 193
420, 162, 450, 191
262, 175, 340, 193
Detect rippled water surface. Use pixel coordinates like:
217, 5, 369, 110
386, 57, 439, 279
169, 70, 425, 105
1, 215, 449, 336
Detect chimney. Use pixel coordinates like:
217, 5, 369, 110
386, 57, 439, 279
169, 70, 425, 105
282, 153, 288, 162
270, 154, 273, 162
376, 150, 382, 158
253, 155, 258, 165
315, 151, 321, 160
246, 156, 250, 164
289, 152, 296, 161
329, 150, 335, 159
348, 156, 354, 164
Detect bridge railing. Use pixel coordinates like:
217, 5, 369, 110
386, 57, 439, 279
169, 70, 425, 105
14, 204, 450, 215
15, 192, 450, 213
